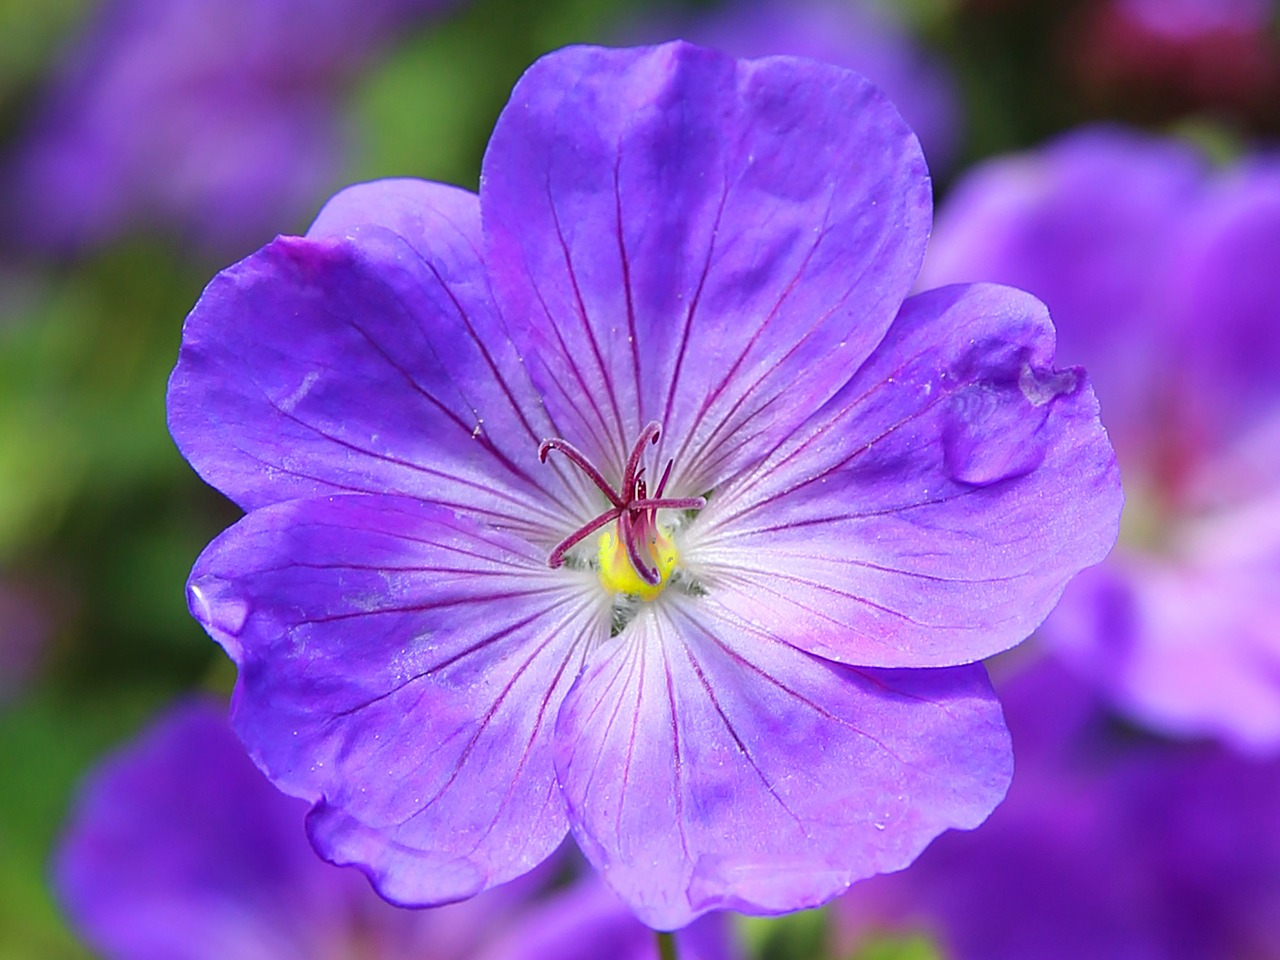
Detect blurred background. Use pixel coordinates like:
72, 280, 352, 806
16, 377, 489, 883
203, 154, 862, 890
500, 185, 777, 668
2, 0, 1279, 957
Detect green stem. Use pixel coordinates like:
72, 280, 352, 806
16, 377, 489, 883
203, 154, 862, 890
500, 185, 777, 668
657, 931, 678, 960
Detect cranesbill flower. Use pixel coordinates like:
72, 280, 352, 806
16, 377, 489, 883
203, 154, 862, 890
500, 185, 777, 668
920, 127, 1280, 752
168, 42, 1121, 928
55, 698, 733, 960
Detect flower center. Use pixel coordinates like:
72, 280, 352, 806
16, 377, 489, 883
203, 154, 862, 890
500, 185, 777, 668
538, 421, 704, 599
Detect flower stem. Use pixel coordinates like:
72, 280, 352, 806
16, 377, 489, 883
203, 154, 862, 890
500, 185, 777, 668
657, 931, 678, 960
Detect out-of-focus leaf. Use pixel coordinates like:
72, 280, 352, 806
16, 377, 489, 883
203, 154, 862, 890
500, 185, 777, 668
0, 0, 87, 106
741, 909, 830, 960
847, 933, 944, 960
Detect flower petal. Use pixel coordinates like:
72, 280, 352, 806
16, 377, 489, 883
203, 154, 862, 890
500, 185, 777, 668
168, 181, 591, 540
188, 494, 604, 903
54, 699, 353, 960
684, 283, 1122, 668
553, 597, 1010, 930
483, 41, 931, 490
1044, 491, 1280, 752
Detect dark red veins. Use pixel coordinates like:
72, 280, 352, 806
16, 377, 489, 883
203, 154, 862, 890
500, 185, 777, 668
538, 421, 705, 585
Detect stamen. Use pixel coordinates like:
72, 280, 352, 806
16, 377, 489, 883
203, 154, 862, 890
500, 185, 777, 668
537, 422, 704, 592
546, 508, 621, 569
631, 496, 706, 511
620, 510, 660, 585
622, 421, 662, 499
538, 437, 624, 507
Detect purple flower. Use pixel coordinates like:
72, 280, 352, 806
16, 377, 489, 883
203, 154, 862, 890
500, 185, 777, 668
630, 0, 962, 172
56, 698, 735, 960
3, 0, 457, 256
168, 42, 1121, 928
920, 127, 1280, 752
831, 657, 1280, 960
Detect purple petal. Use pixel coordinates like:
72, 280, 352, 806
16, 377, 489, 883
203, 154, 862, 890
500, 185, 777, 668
553, 597, 1010, 930
684, 283, 1121, 668
54, 698, 373, 960
1164, 161, 1280, 449
168, 188, 589, 541
187, 494, 603, 903
482, 41, 931, 490
55, 698, 566, 960
1045, 495, 1280, 752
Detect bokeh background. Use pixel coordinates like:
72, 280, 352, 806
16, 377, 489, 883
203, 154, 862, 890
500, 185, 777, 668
2, 0, 1279, 957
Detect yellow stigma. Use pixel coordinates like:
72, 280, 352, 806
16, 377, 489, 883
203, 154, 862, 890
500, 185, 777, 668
597, 522, 678, 601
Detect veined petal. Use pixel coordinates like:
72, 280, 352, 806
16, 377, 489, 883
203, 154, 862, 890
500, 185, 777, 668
553, 596, 1010, 930
483, 41, 931, 490
168, 181, 594, 541
188, 494, 605, 903
684, 283, 1122, 668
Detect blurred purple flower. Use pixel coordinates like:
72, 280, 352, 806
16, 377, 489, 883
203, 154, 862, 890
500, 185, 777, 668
831, 657, 1280, 959
921, 127, 1280, 752
167, 42, 1120, 928
3, 0, 457, 257
56, 698, 736, 960
632, 0, 962, 171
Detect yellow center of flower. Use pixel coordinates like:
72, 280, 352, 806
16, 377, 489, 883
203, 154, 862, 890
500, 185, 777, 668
597, 521, 678, 601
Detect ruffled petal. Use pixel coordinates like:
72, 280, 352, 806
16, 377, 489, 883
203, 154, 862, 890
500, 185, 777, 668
168, 181, 591, 541
683, 283, 1122, 668
483, 41, 931, 490
553, 596, 1010, 930
188, 494, 605, 903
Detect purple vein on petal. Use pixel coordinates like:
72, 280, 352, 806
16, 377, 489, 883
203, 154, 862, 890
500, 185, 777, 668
669, 601, 925, 776
613, 640, 648, 845
325, 588, 594, 726
662, 169, 732, 454
669, 610, 807, 832
399, 238, 551, 454
657, 632, 693, 864
473, 615, 597, 855
254, 390, 564, 531
698, 388, 953, 538
613, 153, 644, 425
545, 177, 627, 468
708, 347, 932, 511
525, 265, 623, 486
703, 563, 1009, 633
673, 188, 844, 484
339, 309, 545, 494
397, 592, 597, 830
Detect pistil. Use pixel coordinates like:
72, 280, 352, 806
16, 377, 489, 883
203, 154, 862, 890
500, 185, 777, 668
539, 421, 704, 591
